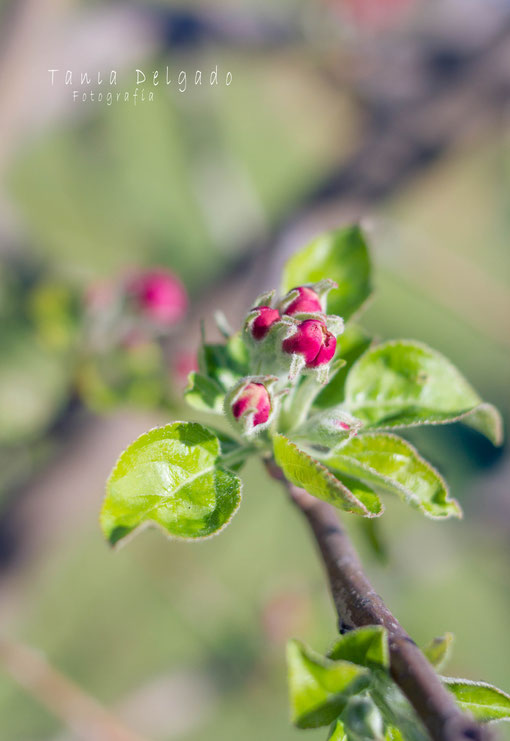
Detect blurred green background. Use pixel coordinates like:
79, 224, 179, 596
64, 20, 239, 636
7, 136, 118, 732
0, 1, 508, 740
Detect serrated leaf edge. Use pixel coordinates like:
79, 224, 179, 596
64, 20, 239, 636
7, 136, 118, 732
274, 434, 383, 518
326, 432, 461, 520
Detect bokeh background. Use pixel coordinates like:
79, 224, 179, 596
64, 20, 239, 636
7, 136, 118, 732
0, 0, 509, 739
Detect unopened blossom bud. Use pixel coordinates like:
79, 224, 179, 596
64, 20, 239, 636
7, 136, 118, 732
126, 269, 187, 324
284, 286, 322, 316
250, 306, 280, 340
232, 382, 271, 427
282, 319, 336, 368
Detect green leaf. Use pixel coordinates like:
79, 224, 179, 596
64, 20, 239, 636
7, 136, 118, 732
287, 639, 370, 729
209, 427, 252, 472
328, 627, 389, 670
101, 422, 242, 545
341, 695, 384, 741
423, 633, 454, 671
315, 324, 373, 409
326, 433, 461, 519
328, 718, 348, 741
281, 226, 372, 320
384, 726, 405, 741
199, 333, 250, 391
273, 434, 383, 517
184, 372, 224, 414
442, 678, 510, 722
345, 341, 503, 445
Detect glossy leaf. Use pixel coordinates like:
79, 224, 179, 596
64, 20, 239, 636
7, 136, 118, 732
423, 633, 454, 671
442, 678, 510, 722
345, 341, 502, 445
315, 324, 373, 409
184, 372, 224, 414
101, 422, 242, 545
273, 434, 383, 517
281, 226, 372, 320
326, 433, 461, 519
329, 626, 389, 670
287, 639, 370, 729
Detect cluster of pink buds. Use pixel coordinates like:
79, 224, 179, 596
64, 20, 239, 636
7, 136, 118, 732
243, 280, 343, 382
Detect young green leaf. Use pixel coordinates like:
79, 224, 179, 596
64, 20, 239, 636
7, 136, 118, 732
199, 333, 250, 391
315, 324, 373, 409
328, 718, 348, 741
287, 639, 370, 729
281, 226, 372, 320
101, 422, 242, 545
184, 372, 224, 414
442, 678, 510, 722
423, 633, 454, 672
325, 433, 461, 519
328, 626, 389, 670
273, 434, 383, 517
344, 341, 502, 445
341, 694, 384, 741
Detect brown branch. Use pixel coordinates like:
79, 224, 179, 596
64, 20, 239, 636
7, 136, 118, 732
266, 462, 492, 741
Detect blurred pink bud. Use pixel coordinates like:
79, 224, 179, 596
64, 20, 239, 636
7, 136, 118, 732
251, 306, 280, 340
282, 319, 336, 368
127, 269, 188, 324
284, 287, 322, 316
232, 382, 271, 427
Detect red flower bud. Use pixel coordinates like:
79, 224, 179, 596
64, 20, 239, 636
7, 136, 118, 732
284, 287, 322, 316
282, 319, 336, 368
232, 382, 271, 426
126, 269, 188, 324
250, 306, 280, 340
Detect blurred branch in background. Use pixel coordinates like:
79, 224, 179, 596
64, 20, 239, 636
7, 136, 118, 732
0, 638, 147, 741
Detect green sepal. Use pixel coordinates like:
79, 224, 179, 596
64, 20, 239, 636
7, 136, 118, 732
101, 422, 242, 545
273, 434, 383, 517
287, 639, 370, 729
341, 694, 385, 741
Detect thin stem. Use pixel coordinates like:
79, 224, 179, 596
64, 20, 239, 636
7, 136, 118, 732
266, 461, 492, 741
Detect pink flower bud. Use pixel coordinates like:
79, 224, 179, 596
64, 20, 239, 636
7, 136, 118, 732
282, 319, 336, 368
250, 306, 280, 340
232, 382, 271, 426
126, 269, 188, 324
284, 286, 323, 316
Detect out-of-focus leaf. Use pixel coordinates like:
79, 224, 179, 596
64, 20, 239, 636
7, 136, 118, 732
326, 433, 461, 519
273, 434, 382, 517
423, 633, 454, 672
328, 718, 348, 741
384, 726, 405, 741
328, 626, 389, 670
342, 694, 384, 741
281, 226, 372, 320
442, 678, 510, 722
287, 639, 370, 729
315, 325, 373, 409
344, 341, 502, 445
358, 519, 389, 564
184, 372, 224, 413
101, 422, 241, 545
